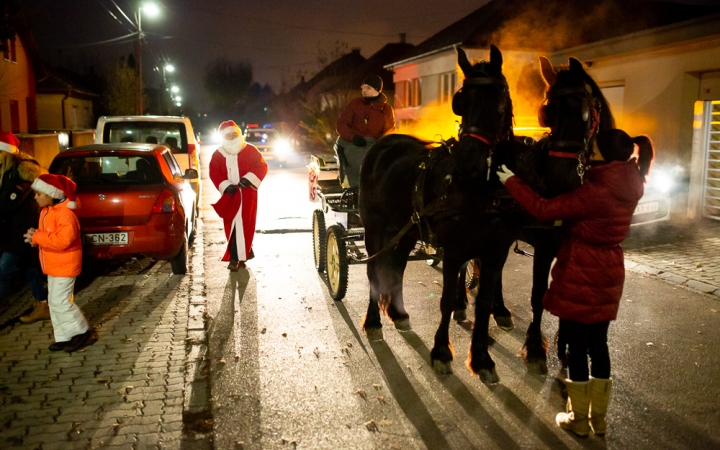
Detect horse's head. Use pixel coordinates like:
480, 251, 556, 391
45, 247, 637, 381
538, 56, 614, 195
452, 45, 513, 185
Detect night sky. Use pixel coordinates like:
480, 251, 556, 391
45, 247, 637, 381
24, 0, 487, 112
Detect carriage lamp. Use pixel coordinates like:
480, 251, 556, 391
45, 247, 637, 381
274, 138, 293, 155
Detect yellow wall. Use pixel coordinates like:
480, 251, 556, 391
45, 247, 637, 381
0, 34, 33, 132
37, 94, 94, 130
36, 93, 65, 130
583, 36, 720, 167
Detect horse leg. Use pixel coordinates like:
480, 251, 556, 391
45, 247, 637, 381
492, 275, 514, 331
467, 259, 499, 384
430, 257, 462, 374
383, 238, 415, 331
522, 236, 561, 374
454, 261, 470, 323
362, 258, 385, 341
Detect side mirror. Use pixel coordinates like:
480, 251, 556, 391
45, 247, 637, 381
183, 169, 199, 180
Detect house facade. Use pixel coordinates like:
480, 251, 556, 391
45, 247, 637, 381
386, 1, 720, 221
0, 31, 38, 133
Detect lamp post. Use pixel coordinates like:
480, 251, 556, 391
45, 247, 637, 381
134, 2, 159, 115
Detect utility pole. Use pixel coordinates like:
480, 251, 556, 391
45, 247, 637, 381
135, 8, 143, 115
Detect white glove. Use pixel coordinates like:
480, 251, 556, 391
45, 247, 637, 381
496, 164, 515, 185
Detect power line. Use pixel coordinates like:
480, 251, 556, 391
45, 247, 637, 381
108, 0, 137, 30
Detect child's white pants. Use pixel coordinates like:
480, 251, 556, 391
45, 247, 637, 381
48, 276, 89, 342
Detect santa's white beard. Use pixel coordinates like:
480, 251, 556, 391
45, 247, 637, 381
222, 135, 243, 155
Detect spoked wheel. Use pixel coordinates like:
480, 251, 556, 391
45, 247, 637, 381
313, 209, 326, 272
465, 259, 480, 290
326, 224, 349, 301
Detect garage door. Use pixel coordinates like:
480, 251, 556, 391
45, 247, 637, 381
703, 100, 720, 220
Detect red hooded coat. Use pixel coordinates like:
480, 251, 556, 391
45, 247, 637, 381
504, 160, 644, 324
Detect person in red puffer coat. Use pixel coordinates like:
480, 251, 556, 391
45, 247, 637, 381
497, 129, 655, 438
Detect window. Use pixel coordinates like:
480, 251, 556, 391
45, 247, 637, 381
9, 38, 16, 62
439, 72, 457, 104
2, 39, 8, 60
10, 100, 19, 132
394, 78, 422, 108
162, 151, 183, 178
103, 122, 188, 154
50, 156, 163, 185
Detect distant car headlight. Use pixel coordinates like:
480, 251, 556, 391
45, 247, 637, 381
274, 138, 293, 156
211, 130, 223, 144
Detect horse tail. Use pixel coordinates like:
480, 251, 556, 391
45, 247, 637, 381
633, 135, 655, 184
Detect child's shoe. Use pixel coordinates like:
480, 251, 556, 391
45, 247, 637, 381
20, 301, 50, 324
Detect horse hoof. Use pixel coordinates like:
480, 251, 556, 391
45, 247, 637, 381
477, 368, 500, 385
494, 315, 514, 331
394, 318, 411, 331
527, 360, 548, 375
432, 359, 453, 374
453, 309, 467, 322
365, 328, 384, 341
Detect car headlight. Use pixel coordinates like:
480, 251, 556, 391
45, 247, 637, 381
274, 138, 293, 155
648, 166, 683, 193
210, 130, 223, 144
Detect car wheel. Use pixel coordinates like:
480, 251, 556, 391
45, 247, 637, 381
188, 208, 197, 244
170, 238, 188, 275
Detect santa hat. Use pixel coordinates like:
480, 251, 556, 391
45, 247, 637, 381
31, 174, 78, 209
0, 131, 20, 154
218, 120, 241, 137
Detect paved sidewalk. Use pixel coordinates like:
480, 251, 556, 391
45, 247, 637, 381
0, 229, 205, 448
623, 217, 720, 296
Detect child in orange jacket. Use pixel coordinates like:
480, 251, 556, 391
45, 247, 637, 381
24, 174, 92, 352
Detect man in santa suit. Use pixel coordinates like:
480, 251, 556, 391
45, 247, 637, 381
209, 120, 268, 271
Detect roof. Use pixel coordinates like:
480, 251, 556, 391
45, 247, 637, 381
349, 42, 416, 90
97, 115, 190, 123
60, 143, 164, 154
290, 48, 366, 96
387, 0, 720, 67
36, 66, 102, 96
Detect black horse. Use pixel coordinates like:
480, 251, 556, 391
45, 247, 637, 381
457, 56, 616, 374
359, 45, 517, 383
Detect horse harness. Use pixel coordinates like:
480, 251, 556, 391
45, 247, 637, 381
540, 82, 601, 184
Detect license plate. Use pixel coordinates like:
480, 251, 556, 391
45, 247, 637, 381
85, 232, 129, 245
634, 201, 659, 215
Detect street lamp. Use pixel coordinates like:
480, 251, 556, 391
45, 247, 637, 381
135, 2, 159, 115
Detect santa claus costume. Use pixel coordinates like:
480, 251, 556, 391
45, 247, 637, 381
209, 120, 268, 270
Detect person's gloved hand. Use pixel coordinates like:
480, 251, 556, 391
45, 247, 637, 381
496, 164, 515, 185
224, 184, 239, 196
352, 135, 367, 147
239, 178, 252, 188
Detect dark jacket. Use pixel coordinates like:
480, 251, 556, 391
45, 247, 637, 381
336, 93, 395, 142
505, 160, 644, 324
0, 156, 44, 254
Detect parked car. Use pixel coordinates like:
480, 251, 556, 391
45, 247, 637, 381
94, 116, 201, 206
243, 123, 294, 167
48, 143, 198, 274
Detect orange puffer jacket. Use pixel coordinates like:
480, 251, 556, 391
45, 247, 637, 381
32, 200, 82, 277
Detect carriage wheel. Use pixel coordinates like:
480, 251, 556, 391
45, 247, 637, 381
313, 209, 326, 272
326, 225, 349, 301
465, 259, 479, 290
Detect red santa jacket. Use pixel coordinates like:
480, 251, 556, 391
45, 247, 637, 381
504, 160, 644, 324
336, 93, 395, 141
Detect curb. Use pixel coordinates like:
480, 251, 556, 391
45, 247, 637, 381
625, 258, 720, 298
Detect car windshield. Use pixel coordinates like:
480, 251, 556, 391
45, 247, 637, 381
50, 155, 164, 186
244, 129, 276, 144
103, 122, 188, 154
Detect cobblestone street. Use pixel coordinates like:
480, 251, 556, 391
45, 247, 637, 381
0, 233, 204, 449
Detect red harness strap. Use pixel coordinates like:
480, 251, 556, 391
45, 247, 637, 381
548, 150, 578, 159
462, 133, 493, 146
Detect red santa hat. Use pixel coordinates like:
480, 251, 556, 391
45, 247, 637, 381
0, 131, 20, 154
218, 120, 241, 137
31, 174, 78, 209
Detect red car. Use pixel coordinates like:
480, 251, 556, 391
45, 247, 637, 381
49, 143, 198, 274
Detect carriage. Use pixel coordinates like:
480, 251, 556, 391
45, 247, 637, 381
308, 154, 442, 300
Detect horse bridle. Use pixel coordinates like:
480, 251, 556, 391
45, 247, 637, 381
454, 71, 512, 180
543, 83, 600, 183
